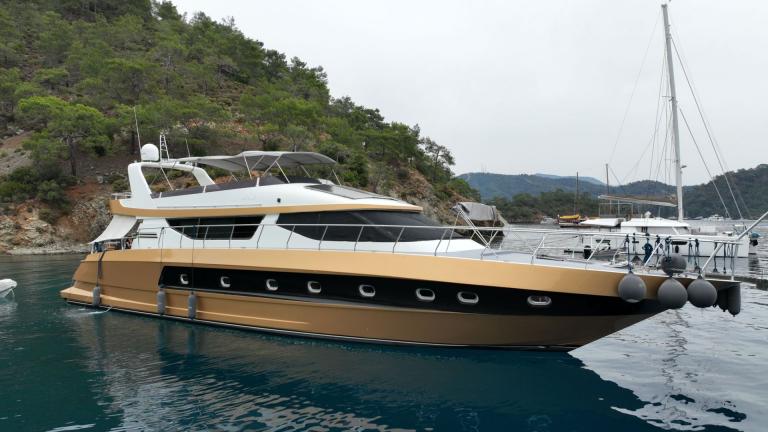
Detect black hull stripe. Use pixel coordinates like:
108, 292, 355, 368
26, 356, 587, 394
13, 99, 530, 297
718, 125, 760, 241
159, 266, 667, 317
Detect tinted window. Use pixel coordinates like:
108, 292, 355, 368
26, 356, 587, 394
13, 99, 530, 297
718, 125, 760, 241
276, 211, 460, 242
167, 216, 263, 240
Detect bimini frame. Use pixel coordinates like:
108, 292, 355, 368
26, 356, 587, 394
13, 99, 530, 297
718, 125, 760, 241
176, 151, 342, 185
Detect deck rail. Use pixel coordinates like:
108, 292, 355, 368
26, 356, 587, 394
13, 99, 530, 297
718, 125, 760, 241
110, 192, 132, 200
95, 222, 746, 277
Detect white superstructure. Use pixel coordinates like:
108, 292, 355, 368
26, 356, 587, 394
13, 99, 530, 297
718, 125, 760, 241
97, 146, 483, 256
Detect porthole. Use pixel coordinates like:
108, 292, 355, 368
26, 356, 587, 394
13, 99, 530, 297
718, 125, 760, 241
527, 295, 552, 307
358, 284, 376, 298
307, 281, 322, 294
220, 276, 231, 288
265, 279, 278, 291
457, 291, 479, 305
416, 288, 435, 302
179, 273, 189, 285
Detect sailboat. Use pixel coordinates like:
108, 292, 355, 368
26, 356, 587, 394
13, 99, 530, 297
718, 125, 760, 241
579, 3, 753, 257
558, 172, 590, 228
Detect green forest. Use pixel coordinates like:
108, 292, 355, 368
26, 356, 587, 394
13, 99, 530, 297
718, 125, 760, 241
0, 0, 476, 221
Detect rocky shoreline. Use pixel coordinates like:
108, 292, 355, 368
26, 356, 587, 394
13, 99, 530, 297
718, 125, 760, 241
0, 190, 111, 257
5, 243, 88, 255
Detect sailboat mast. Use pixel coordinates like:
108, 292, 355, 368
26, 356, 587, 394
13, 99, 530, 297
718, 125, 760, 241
575, 172, 580, 214
662, 3, 684, 222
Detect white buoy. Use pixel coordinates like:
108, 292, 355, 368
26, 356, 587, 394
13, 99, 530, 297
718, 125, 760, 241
0, 279, 16, 298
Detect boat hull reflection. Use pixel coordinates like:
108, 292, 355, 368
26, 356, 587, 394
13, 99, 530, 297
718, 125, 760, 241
68, 309, 658, 431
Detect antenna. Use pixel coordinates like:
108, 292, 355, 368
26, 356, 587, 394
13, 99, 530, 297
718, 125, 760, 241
159, 133, 170, 161
184, 138, 191, 158
132, 106, 142, 154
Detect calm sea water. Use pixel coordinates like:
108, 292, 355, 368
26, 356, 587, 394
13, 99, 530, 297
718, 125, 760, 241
0, 228, 766, 431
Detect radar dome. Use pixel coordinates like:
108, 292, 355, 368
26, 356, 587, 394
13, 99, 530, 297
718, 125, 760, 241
140, 143, 159, 162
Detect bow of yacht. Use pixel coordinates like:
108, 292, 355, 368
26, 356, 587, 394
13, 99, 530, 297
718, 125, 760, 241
60, 145, 748, 350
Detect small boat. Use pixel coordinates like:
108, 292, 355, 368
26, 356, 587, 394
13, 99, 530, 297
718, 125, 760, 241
451, 202, 506, 245
540, 216, 556, 225
557, 214, 588, 228
0, 279, 17, 298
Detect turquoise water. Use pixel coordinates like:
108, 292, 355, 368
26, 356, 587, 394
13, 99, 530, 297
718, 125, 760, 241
0, 254, 766, 431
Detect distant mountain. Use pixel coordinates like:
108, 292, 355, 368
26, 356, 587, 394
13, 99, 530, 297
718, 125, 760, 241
533, 173, 604, 186
460, 164, 768, 218
459, 172, 672, 201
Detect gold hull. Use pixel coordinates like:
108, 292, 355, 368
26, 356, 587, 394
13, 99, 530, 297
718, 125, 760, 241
61, 248, 671, 349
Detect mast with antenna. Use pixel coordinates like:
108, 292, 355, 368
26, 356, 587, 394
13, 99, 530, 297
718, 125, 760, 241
662, 3, 684, 221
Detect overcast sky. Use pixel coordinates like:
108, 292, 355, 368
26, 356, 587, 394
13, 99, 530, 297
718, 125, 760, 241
173, 0, 767, 186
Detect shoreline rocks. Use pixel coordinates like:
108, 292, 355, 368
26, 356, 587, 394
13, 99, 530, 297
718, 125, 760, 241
6, 243, 88, 255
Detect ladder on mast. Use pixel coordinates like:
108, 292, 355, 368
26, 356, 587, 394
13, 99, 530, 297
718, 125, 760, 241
159, 133, 170, 161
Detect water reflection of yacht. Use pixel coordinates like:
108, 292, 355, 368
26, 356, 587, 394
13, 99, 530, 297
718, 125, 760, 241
59, 143, 748, 349
68, 309, 657, 431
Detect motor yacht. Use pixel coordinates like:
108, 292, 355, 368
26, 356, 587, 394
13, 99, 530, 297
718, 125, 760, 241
59, 144, 752, 350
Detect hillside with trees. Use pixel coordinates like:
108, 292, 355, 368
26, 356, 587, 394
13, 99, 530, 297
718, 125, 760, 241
0, 0, 477, 251
683, 164, 768, 220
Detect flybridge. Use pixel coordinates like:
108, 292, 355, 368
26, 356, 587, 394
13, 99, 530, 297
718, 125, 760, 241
135, 143, 343, 194
117, 143, 413, 213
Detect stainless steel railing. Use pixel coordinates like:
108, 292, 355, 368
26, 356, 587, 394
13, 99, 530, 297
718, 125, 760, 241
110, 192, 132, 200
93, 222, 747, 277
